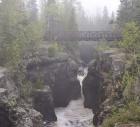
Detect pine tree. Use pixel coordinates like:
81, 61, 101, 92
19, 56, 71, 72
0, 0, 27, 67
103, 6, 109, 23
117, 0, 140, 26
63, 0, 78, 31
27, 0, 38, 21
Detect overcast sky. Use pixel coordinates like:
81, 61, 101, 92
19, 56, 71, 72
77, 0, 120, 16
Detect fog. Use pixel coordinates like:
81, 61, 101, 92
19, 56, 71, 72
78, 0, 120, 16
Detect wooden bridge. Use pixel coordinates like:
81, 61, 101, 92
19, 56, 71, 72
45, 31, 122, 41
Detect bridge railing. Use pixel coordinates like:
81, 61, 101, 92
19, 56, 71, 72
44, 31, 122, 41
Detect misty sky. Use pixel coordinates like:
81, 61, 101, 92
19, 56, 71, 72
78, 0, 120, 16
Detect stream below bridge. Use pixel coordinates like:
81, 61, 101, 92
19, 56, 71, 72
46, 68, 94, 127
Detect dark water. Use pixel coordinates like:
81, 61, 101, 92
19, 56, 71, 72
46, 68, 94, 127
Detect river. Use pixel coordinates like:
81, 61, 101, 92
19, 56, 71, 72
46, 67, 94, 127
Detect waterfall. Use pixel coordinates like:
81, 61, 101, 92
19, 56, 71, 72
77, 67, 88, 98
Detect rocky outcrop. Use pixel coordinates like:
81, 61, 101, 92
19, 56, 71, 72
0, 88, 13, 127
0, 67, 43, 127
79, 43, 98, 64
33, 88, 57, 121
0, 92, 43, 127
83, 48, 126, 126
82, 60, 104, 108
27, 53, 81, 108
51, 58, 81, 106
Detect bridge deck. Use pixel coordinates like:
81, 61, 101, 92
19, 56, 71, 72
45, 31, 122, 41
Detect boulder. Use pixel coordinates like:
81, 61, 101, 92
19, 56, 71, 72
79, 43, 98, 64
83, 61, 104, 109
83, 60, 105, 126
33, 88, 57, 121
15, 107, 43, 127
27, 54, 81, 107
52, 58, 81, 107
0, 67, 43, 127
0, 91, 43, 127
0, 88, 13, 127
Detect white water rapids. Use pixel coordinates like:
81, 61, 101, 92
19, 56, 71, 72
47, 67, 94, 127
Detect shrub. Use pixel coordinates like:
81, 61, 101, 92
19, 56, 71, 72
119, 22, 140, 54
121, 71, 136, 101
102, 102, 140, 127
48, 42, 62, 57
34, 78, 44, 90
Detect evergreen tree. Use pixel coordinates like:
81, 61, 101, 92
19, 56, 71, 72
27, 0, 38, 21
103, 6, 109, 23
0, 0, 27, 67
63, 0, 78, 31
0, 0, 43, 68
102, 6, 110, 30
111, 12, 115, 22
118, 0, 140, 26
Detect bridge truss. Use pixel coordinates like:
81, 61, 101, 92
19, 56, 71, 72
45, 31, 122, 41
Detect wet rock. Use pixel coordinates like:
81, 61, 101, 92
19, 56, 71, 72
0, 88, 13, 127
0, 100, 43, 127
15, 107, 43, 127
52, 59, 81, 106
0, 68, 16, 127
29, 108, 43, 127
0, 89, 43, 127
27, 53, 81, 107
51, 57, 81, 103
0, 106, 13, 127
82, 62, 104, 109
0, 88, 8, 103
79, 43, 98, 64
83, 49, 126, 126
33, 88, 57, 121
83, 60, 106, 126
0, 67, 43, 127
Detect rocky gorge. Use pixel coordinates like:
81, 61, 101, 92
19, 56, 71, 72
0, 44, 140, 127
0, 48, 82, 127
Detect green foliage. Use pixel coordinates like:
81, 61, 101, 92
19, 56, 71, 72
0, 0, 43, 68
119, 22, 140, 101
111, 2, 140, 127
118, 23, 140, 102
119, 22, 140, 53
0, 0, 25, 68
0, 0, 79, 100
48, 42, 62, 57
41, 0, 78, 54
45, 2, 61, 17
8, 97, 17, 107
102, 102, 140, 127
0, 0, 44, 100
122, 71, 136, 101
117, 0, 140, 26
34, 78, 44, 90
63, 41, 78, 54
96, 42, 111, 51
